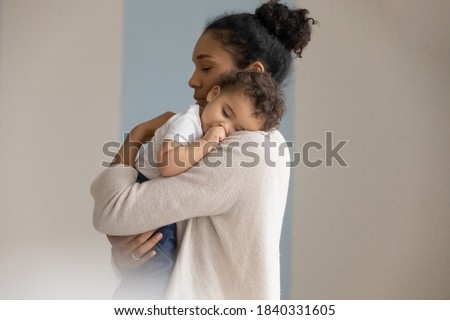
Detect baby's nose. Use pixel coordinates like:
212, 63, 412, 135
223, 124, 235, 136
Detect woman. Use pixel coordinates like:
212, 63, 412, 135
92, 0, 316, 299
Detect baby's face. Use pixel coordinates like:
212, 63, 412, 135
200, 87, 262, 136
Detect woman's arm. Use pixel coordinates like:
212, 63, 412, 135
105, 111, 174, 271
91, 132, 271, 236
111, 111, 175, 167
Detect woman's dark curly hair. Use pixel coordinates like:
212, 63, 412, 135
217, 70, 285, 131
205, 0, 317, 85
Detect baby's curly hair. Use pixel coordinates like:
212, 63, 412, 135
217, 70, 285, 131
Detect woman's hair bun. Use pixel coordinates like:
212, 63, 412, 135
255, 0, 317, 58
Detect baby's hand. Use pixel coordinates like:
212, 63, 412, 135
203, 126, 226, 144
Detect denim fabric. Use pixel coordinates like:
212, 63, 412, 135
112, 171, 177, 299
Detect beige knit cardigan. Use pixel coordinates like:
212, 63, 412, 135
91, 130, 290, 299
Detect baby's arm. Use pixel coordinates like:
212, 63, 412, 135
157, 126, 225, 177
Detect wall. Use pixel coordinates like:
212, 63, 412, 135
293, 0, 450, 299
0, 0, 122, 298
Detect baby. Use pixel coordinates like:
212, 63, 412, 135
114, 70, 285, 299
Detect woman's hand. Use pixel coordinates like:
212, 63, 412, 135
107, 230, 163, 272
133, 112, 175, 143
111, 112, 175, 167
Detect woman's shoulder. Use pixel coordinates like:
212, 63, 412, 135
218, 130, 290, 169
225, 129, 287, 144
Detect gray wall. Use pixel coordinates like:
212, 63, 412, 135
293, 0, 450, 299
0, 0, 122, 298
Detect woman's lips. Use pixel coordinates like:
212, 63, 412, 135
195, 98, 207, 107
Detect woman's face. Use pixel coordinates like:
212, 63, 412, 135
189, 31, 237, 108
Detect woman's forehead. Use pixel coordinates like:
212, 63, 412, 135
192, 31, 230, 61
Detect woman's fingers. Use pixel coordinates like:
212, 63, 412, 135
127, 230, 157, 252
108, 230, 163, 271
129, 232, 163, 260
129, 249, 157, 269
124, 231, 163, 269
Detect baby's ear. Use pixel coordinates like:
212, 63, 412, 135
247, 61, 265, 73
206, 85, 221, 102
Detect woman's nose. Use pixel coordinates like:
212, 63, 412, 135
188, 70, 200, 88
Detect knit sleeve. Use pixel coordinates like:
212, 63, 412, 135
90, 133, 270, 236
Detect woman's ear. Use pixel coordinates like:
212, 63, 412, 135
206, 85, 221, 102
247, 61, 265, 73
